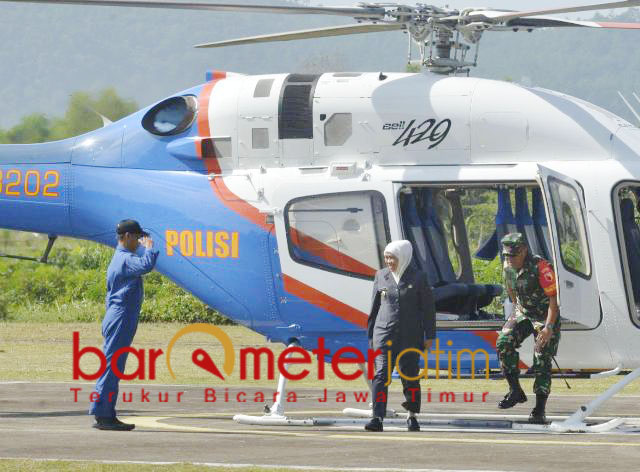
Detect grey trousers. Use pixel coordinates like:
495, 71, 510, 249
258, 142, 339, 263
371, 344, 421, 418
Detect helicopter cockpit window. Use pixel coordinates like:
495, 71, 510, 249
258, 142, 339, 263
141, 95, 198, 136
324, 113, 352, 146
285, 191, 389, 279
548, 178, 591, 277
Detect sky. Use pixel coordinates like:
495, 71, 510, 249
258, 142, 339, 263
1, 0, 637, 128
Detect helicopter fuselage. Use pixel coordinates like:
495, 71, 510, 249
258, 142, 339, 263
2, 70, 640, 375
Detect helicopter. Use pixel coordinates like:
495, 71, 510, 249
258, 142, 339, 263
2, 0, 640, 433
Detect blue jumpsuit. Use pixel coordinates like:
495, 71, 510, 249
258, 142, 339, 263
89, 244, 159, 418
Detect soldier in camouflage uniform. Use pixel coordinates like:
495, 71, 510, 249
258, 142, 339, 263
496, 233, 560, 424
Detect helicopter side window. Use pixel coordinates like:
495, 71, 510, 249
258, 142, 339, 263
324, 113, 352, 147
548, 178, 591, 278
285, 191, 390, 279
141, 95, 198, 136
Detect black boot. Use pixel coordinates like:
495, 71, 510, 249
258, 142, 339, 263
407, 416, 420, 432
365, 417, 383, 432
92, 416, 135, 431
529, 394, 548, 424
498, 374, 527, 409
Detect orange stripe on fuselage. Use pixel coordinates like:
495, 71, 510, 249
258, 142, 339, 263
196, 78, 222, 174
197, 73, 271, 231
289, 227, 376, 277
209, 175, 272, 231
282, 274, 368, 329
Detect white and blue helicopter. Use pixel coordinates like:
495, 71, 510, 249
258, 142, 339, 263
2, 0, 640, 433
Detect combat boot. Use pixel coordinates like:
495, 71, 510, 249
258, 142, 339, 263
498, 374, 527, 409
364, 417, 383, 432
529, 394, 548, 424
407, 416, 420, 432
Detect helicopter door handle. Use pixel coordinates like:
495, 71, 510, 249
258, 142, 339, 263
565, 280, 574, 289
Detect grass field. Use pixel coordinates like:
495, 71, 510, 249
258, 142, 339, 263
1, 322, 638, 395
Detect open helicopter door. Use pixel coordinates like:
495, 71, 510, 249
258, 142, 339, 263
536, 165, 601, 328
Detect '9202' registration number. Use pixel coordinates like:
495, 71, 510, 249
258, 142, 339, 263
0, 169, 60, 198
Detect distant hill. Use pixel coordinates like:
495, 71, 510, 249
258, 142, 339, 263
0, 1, 638, 126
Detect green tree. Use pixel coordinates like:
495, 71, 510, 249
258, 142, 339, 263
5, 114, 51, 144
0, 89, 138, 144
93, 88, 138, 122
51, 88, 138, 140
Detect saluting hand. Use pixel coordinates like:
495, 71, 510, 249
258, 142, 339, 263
140, 236, 154, 249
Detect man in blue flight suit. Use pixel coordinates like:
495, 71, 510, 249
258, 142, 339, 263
89, 219, 159, 431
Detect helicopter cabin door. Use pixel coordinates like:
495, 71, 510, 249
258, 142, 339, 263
536, 165, 600, 328
270, 181, 395, 346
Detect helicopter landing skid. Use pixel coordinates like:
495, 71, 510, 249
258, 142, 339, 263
342, 408, 636, 433
547, 366, 640, 433
233, 359, 397, 426
235, 353, 640, 433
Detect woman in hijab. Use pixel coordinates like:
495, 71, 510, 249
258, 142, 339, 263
365, 240, 436, 432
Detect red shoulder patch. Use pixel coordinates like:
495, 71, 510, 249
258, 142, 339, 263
537, 260, 557, 297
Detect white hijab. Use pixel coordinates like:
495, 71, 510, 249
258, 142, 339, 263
384, 240, 413, 284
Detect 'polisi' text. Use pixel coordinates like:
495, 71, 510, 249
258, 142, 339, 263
165, 230, 239, 258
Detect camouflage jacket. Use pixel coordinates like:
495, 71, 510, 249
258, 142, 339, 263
503, 255, 557, 323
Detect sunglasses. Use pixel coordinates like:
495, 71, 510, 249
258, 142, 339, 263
504, 252, 521, 258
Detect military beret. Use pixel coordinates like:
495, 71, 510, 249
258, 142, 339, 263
501, 233, 526, 255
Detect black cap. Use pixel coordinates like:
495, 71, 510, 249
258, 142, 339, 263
116, 219, 149, 237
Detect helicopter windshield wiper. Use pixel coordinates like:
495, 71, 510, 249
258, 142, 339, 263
290, 208, 363, 213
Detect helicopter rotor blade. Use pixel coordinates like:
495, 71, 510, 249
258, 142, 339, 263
194, 23, 404, 48
0, 0, 387, 19
618, 91, 640, 124
472, 1, 640, 22
490, 16, 640, 29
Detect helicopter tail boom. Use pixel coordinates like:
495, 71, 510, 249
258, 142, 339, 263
0, 140, 72, 236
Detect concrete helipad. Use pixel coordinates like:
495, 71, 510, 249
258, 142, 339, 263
1, 382, 640, 471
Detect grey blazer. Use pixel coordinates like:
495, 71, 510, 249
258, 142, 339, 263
367, 266, 436, 350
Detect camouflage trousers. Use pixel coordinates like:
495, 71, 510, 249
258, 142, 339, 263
496, 317, 561, 395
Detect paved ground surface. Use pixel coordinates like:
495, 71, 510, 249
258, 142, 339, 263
1, 382, 640, 471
